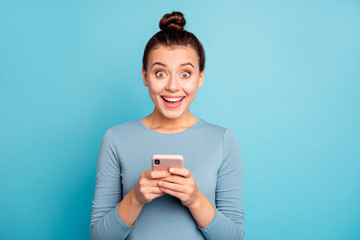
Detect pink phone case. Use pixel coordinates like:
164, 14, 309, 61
151, 154, 184, 171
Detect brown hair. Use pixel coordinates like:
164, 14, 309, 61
142, 11, 205, 72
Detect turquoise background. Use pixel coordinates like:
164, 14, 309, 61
1, 0, 359, 239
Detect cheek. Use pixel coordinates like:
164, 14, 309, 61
148, 80, 163, 94
183, 81, 199, 96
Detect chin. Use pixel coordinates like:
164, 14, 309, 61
161, 112, 184, 119
158, 108, 185, 119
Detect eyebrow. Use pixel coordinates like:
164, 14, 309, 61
151, 62, 195, 69
152, 62, 167, 68
180, 62, 195, 69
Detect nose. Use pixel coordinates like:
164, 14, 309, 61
165, 74, 179, 92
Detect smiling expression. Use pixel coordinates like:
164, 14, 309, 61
142, 45, 204, 119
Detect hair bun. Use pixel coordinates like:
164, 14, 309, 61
159, 11, 186, 31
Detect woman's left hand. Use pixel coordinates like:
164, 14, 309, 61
157, 167, 200, 208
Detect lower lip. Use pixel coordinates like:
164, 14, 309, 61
161, 97, 184, 108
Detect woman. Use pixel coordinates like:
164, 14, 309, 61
90, 11, 244, 240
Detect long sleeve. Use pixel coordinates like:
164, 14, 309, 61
199, 129, 245, 240
90, 128, 134, 240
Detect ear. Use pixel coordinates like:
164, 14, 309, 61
198, 70, 205, 88
142, 67, 148, 87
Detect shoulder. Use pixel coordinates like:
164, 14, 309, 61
107, 119, 141, 136
200, 119, 240, 157
199, 119, 238, 140
99, 119, 142, 145
110, 119, 139, 130
199, 119, 226, 134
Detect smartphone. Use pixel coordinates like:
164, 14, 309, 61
151, 154, 184, 171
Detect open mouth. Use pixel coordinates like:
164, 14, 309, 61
161, 96, 185, 103
160, 96, 185, 109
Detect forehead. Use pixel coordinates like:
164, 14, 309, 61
148, 45, 199, 68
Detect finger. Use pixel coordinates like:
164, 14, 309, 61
158, 180, 186, 193
151, 170, 172, 179
159, 186, 184, 199
150, 192, 165, 198
146, 192, 165, 201
150, 193, 166, 200
144, 170, 171, 179
169, 167, 192, 178
139, 186, 165, 194
160, 175, 185, 185
148, 186, 165, 194
138, 178, 161, 188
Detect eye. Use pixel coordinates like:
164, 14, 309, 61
155, 71, 166, 78
181, 71, 191, 78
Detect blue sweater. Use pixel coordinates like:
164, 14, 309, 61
90, 118, 244, 239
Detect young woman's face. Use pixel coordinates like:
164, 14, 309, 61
142, 45, 204, 119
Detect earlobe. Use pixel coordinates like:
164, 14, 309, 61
142, 67, 148, 87
198, 71, 205, 88
198, 78, 204, 88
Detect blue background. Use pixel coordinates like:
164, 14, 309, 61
1, 0, 359, 239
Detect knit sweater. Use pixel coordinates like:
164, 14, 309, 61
90, 118, 244, 239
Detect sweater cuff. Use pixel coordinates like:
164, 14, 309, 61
112, 202, 136, 231
198, 208, 220, 233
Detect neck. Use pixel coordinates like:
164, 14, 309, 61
143, 108, 198, 130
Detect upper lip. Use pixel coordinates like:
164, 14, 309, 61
161, 95, 185, 98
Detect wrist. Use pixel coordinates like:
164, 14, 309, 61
187, 190, 203, 211
130, 188, 145, 207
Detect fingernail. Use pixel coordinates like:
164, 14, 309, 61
169, 168, 174, 172
158, 181, 163, 186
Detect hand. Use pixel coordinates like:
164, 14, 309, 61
157, 167, 200, 208
133, 170, 171, 205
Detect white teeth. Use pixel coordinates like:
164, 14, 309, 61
163, 97, 184, 102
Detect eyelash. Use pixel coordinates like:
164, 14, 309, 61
154, 70, 192, 78
155, 71, 166, 77
181, 71, 191, 78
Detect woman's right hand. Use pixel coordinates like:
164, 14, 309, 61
133, 170, 171, 205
